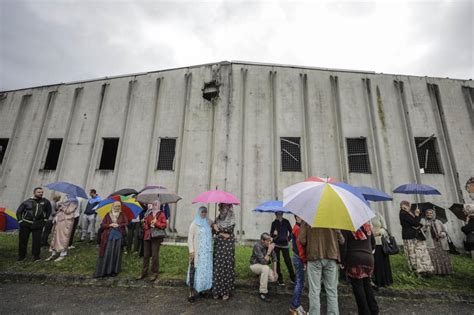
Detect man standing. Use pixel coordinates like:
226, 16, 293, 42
270, 211, 296, 285
80, 189, 101, 242
17, 187, 52, 261
299, 223, 344, 315
249, 232, 278, 302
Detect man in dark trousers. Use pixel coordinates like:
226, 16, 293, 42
17, 187, 52, 261
270, 211, 296, 285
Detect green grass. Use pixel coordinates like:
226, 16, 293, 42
1, 233, 473, 292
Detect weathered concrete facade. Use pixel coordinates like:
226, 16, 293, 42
1, 61, 473, 244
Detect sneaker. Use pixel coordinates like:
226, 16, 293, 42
54, 256, 65, 262
68, 245, 75, 249
278, 281, 285, 286
259, 293, 271, 303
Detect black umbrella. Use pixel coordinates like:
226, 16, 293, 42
448, 203, 467, 221
108, 188, 138, 198
187, 261, 196, 302
410, 202, 448, 223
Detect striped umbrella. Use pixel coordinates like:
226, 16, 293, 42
95, 195, 143, 221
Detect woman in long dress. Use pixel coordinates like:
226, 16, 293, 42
212, 203, 236, 300
46, 195, 77, 262
94, 201, 128, 278
187, 206, 213, 302
371, 211, 393, 287
422, 209, 453, 275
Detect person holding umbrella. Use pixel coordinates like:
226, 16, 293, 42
270, 211, 296, 286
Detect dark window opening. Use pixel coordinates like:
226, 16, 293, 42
0, 138, 9, 164
202, 81, 219, 101
415, 137, 443, 174
99, 138, 119, 170
346, 138, 371, 173
281, 137, 302, 172
157, 138, 176, 171
43, 139, 63, 170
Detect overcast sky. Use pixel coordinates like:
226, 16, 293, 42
0, 0, 472, 91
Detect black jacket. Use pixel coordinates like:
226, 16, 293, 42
399, 209, 422, 240
17, 197, 52, 229
340, 229, 376, 269
461, 218, 474, 235
270, 218, 292, 247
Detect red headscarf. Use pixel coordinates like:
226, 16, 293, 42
353, 223, 372, 240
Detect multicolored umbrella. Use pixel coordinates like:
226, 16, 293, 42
192, 190, 240, 205
283, 177, 375, 231
45, 181, 88, 199
253, 201, 292, 214
95, 195, 143, 221
136, 186, 181, 204
0, 207, 18, 231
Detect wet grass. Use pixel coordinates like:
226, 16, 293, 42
1, 232, 473, 292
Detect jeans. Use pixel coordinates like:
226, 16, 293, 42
81, 214, 96, 240
349, 277, 379, 315
307, 259, 339, 315
275, 247, 296, 283
290, 255, 305, 309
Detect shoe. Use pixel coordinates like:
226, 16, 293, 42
68, 245, 75, 249
296, 306, 307, 315
149, 275, 158, 281
136, 274, 147, 280
259, 293, 271, 303
213, 294, 219, 300
289, 279, 295, 285
54, 256, 65, 262
33, 257, 41, 262
278, 281, 285, 286
222, 294, 229, 300
289, 307, 298, 315
45, 255, 56, 261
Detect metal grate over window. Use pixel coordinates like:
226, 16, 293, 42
99, 138, 119, 170
415, 137, 443, 174
0, 138, 9, 165
43, 139, 63, 170
281, 137, 302, 172
157, 138, 176, 171
346, 138, 371, 173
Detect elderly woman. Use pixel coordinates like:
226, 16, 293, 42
421, 209, 452, 275
399, 200, 434, 275
461, 204, 474, 260
371, 211, 393, 287
212, 203, 236, 300
187, 206, 213, 302
137, 200, 167, 281
45, 195, 78, 262
94, 201, 128, 278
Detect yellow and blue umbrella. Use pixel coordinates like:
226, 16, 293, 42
0, 207, 18, 231
283, 177, 375, 231
95, 195, 143, 221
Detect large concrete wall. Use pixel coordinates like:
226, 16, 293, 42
0, 61, 472, 244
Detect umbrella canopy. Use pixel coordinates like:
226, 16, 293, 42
137, 185, 166, 194
305, 176, 338, 183
356, 186, 393, 202
0, 208, 18, 231
393, 183, 441, 195
108, 188, 138, 198
192, 190, 240, 205
410, 202, 448, 223
449, 203, 467, 221
283, 180, 375, 231
95, 195, 143, 221
45, 181, 88, 199
253, 201, 292, 214
136, 187, 181, 204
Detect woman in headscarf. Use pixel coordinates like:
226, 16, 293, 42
421, 209, 452, 275
212, 203, 236, 300
94, 201, 128, 278
187, 206, 213, 302
137, 200, 167, 281
371, 211, 393, 287
399, 200, 434, 275
45, 195, 78, 262
340, 223, 379, 315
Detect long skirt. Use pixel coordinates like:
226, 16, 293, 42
50, 218, 74, 253
94, 237, 123, 277
427, 240, 453, 275
212, 236, 235, 296
373, 245, 393, 287
403, 239, 434, 274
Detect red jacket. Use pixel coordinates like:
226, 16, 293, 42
292, 223, 307, 263
143, 210, 167, 240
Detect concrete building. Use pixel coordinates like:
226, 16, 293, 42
0, 61, 473, 244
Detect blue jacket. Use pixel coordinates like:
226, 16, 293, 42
84, 195, 102, 215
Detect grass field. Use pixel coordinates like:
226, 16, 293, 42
1, 232, 473, 292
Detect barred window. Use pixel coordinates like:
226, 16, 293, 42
99, 138, 119, 170
415, 137, 443, 174
0, 138, 9, 164
281, 137, 302, 172
157, 138, 176, 171
346, 138, 371, 173
43, 139, 63, 170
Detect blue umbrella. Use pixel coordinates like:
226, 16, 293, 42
393, 183, 441, 195
45, 181, 88, 199
356, 186, 393, 202
253, 200, 292, 214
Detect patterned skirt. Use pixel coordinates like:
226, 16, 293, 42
403, 239, 434, 274
427, 240, 453, 275
212, 236, 235, 296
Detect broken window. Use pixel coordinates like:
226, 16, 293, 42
43, 139, 63, 170
99, 138, 119, 170
202, 81, 219, 101
281, 137, 302, 172
157, 138, 176, 171
0, 138, 9, 164
346, 138, 371, 173
415, 137, 443, 174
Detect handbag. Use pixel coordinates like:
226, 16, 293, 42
446, 234, 460, 255
414, 228, 426, 241
467, 231, 474, 244
381, 234, 399, 255
150, 227, 167, 239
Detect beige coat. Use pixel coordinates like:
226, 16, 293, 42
50, 201, 77, 253
187, 218, 213, 259
421, 218, 449, 251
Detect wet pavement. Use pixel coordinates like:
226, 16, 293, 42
0, 282, 473, 314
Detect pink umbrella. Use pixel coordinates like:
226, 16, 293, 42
192, 190, 240, 205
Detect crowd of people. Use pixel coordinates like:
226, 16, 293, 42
13, 180, 474, 315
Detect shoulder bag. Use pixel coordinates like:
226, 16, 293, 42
381, 234, 399, 255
